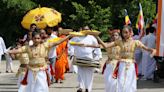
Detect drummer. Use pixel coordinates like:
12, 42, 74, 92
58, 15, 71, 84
70, 26, 102, 92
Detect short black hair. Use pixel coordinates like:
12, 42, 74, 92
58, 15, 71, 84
146, 28, 150, 35
30, 23, 37, 28
32, 31, 40, 38
149, 26, 155, 33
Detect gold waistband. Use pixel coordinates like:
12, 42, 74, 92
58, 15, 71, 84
29, 58, 45, 65
29, 63, 45, 68
120, 59, 134, 63
106, 59, 118, 64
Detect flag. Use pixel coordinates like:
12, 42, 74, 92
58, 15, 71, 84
153, 14, 158, 24
124, 9, 131, 25
136, 3, 144, 35
152, 14, 157, 29
156, 0, 164, 56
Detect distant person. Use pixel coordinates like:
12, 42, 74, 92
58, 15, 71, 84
40, 29, 48, 42
13, 37, 29, 92
23, 24, 38, 46
142, 27, 156, 80
102, 29, 121, 92
141, 28, 150, 78
54, 27, 70, 83
46, 27, 58, 83
0, 36, 7, 73
0, 36, 13, 73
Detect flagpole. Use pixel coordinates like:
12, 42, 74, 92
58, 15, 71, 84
144, 18, 149, 35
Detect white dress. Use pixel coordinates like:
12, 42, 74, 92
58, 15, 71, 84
104, 46, 120, 92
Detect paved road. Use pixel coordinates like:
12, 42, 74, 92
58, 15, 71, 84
0, 55, 164, 92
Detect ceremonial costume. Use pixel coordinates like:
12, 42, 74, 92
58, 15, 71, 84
113, 38, 145, 92
16, 53, 29, 92
104, 46, 120, 92
18, 42, 50, 92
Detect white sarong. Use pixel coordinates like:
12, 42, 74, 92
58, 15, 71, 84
78, 66, 94, 92
26, 70, 49, 92
118, 62, 137, 92
104, 64, 117, 92
18, 74, 26, 92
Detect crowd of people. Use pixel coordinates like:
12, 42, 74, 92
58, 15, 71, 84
0, 24, 156, 92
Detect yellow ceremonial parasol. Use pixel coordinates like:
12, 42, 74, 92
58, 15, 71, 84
21, 7, 62, 30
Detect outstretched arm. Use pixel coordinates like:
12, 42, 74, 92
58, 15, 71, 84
142, 46, 156, 57
95, 36, 115, 49
49, 35, 71, 47
8, 48, 22, 54
136, 40, 156, 57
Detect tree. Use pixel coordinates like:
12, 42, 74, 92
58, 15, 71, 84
0, 0, 157, 46
69, 0, 112, 40
0, 0, 36, 46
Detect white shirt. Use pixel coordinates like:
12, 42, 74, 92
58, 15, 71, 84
70, 35, 102, 61
133, 35, 142, 53
144, 33, 156, 49
68, 38, 75, 56
48, 33, 57, 58
0, 37, 7, 55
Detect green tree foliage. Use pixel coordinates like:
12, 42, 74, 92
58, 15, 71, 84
69, 0, 112, 40
0, 0, 157, 46
0, 0, 36, 46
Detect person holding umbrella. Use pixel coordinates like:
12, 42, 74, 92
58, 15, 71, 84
23, 24, 38, 46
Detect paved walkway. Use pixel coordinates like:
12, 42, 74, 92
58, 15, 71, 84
0, 55, 164, 92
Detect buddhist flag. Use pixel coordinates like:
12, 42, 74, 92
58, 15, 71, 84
152, 14, 157, 29
156, 0, 164, 56
136, 3, 144, 35
125, 9, 131, 25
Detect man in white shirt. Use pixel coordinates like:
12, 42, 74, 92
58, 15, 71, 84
68, 38, 78, 73
46, 27, 58, 82
142, 27, 156, 80
5, 48, 13, 73
71, 26, 102, 92
0, 36, 7, 73
0, 36, 14, 73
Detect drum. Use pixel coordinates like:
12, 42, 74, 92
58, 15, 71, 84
72, 58, 101, 68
